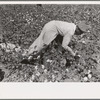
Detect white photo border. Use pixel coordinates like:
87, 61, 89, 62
0, 1, 100, 99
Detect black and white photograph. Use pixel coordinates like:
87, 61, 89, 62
1, 1, 100, 99
0, 1, 100, 83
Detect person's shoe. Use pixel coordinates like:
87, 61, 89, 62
74, 54, 81, 60
20, 58, 30, 64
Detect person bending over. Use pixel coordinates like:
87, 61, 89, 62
24, 20, 90, 62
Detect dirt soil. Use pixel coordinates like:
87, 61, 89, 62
0, 4, 100, 82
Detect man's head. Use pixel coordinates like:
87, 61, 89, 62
74, 21, 90, 35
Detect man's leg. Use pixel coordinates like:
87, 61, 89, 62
27, 40, 50, 61
27, 29, 58, 61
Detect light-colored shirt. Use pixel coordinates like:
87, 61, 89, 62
41, 20, 76, 44
28, 20, 76, 56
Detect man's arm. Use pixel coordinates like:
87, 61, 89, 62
64, 45, 76, 56
62, 34, 76, 56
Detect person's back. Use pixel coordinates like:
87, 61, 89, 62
40, 20, 76, 45
55, 21, 76, 36
42, 20, 76, 36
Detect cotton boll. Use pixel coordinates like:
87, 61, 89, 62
37, 55, 40, 59
88, 74, 92, 79
22, 49, 28, 56
46, 59, 52, 63
88, 70, 91, 74
0, 43, 6, 49
29, 79, 33, 82
44, 69, 47, 73
31, 75, 35, 81
82, 41, 86, 44
47, 59, 50, 62
34, 65, 38, 70
15, 46, 21, 52
66, 68, 69, 72
6, 43, 16, 50
28, 56, 33, 61
83, 77, 88, 82
36, 72, 40, 76
0, 43, 16, 52
41, 65, 45, 69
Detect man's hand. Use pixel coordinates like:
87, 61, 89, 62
74, 51, 81, 60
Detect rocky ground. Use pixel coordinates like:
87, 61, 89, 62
0, 4, 100, 82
